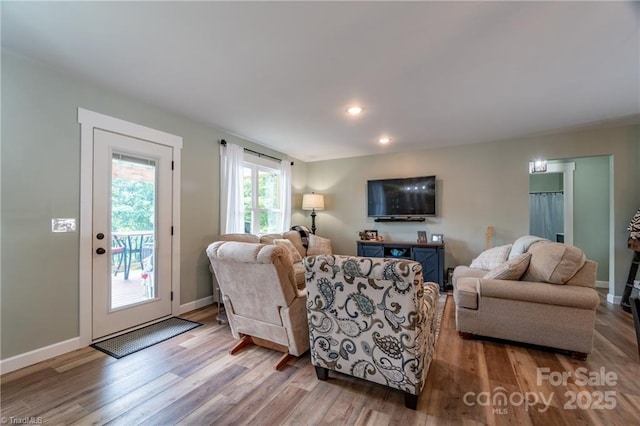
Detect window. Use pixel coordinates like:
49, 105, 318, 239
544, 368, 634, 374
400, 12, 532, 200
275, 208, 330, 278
243, 157, 281, 234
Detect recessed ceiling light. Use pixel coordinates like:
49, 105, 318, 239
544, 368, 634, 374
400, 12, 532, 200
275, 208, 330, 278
378, 137, 391, 144
346, 106, 363, 115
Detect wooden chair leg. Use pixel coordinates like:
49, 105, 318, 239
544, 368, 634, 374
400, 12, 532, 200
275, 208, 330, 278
404, 392, 418, 410
458, 331, 475, 339
570, 351, 588, 361
314, 366, 329, 380
274, 353, 294, 370
229, 335, 253, 355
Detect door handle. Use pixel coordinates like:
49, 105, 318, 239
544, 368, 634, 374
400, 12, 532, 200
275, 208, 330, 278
96, 248, 106, 255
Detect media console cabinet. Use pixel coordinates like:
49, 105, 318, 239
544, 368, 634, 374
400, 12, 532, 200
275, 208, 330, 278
356, 240, 445, 290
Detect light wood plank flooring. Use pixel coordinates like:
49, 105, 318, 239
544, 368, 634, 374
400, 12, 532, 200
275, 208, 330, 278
2, 291, 639, 425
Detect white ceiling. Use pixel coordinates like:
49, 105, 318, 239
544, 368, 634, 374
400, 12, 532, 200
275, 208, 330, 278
2, 1, 639, 162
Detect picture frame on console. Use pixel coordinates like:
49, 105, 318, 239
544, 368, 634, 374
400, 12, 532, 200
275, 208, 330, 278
417, 231, 427, 243
431, 233, 444, 243
359, 229, 378, 240
366, 230, 378, 240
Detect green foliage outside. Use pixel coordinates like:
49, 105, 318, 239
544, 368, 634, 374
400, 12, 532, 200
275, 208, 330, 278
112, 178, 155, 232
244, 168, 280, 233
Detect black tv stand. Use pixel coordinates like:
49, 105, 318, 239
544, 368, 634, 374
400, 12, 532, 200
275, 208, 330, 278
374, 217, 426, 223
356, 240, 445, 290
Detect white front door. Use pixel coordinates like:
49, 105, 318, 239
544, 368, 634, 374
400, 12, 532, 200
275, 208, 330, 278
92, 129, 173, 339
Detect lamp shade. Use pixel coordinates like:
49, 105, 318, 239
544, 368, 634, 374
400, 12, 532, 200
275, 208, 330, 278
302, 193, 324, 211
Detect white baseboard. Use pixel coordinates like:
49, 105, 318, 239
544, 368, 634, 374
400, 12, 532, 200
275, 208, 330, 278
595, 280, 609, 289
179, 295, 214, 314
0, 337, 80, 375
607, 293, 622, 305
1, 297, 214, 375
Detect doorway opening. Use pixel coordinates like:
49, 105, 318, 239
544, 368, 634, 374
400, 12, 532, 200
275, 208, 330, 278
528, 156, 611, 289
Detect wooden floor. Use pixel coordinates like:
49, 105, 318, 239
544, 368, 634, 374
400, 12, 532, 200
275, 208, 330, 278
2, 291, 639, 425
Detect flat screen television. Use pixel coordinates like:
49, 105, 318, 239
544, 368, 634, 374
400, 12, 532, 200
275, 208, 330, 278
367, 176, 436, 217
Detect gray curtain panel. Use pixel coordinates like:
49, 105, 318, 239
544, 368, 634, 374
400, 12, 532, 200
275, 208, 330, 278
530, 192, 564, 242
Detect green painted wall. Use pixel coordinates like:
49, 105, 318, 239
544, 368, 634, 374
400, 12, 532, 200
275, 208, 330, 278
0, 50, 291, 359
305, 125, 638, 297
529, 173, 563, 193
573, 156, 610, 281
1, 48, 639, 362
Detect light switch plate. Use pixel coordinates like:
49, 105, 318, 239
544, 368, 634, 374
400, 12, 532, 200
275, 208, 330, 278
52, 218, 76, 232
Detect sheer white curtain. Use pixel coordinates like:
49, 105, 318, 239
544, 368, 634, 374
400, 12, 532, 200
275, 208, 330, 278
279, 160, 292, 231
220, 142, 245, 233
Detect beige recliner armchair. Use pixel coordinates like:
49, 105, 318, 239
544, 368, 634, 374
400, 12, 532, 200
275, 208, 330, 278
206, 240, 310, 369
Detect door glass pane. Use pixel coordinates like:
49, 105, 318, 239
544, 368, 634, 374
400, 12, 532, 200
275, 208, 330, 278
111, 153, 157, 309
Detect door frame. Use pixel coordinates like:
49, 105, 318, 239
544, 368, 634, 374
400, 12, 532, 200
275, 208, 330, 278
78, 108, 182, 346
529, 161, 575, 245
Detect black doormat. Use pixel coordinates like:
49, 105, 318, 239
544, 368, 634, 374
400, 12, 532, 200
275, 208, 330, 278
91, 317, 202, 359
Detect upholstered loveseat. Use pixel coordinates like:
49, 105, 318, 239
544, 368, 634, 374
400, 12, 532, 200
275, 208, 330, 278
453, 238, 600, 360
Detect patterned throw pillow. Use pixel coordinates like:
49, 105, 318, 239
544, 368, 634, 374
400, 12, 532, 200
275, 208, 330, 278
469, 244, 512, 270
484, 253, 532, 280
273, 239, 303, 263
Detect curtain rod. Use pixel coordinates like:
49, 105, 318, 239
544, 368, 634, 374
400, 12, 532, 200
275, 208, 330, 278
529, 190, 564, 194
220, 139, 293, 166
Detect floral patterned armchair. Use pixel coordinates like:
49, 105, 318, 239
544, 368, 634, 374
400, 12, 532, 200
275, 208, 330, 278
304, 254, 440, 409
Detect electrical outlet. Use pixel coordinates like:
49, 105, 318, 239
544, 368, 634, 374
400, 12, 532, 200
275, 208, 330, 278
52, 218, 76, 232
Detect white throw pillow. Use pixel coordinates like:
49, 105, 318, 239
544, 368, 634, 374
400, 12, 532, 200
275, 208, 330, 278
273, 239, 303, 263
484, 253, 532, 280
508, 235, 550, 260
470, 244, 512, 270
